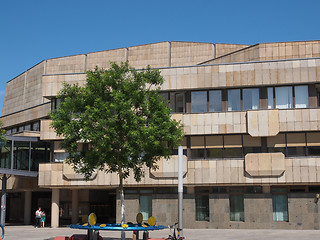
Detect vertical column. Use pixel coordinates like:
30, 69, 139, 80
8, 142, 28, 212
51, 188, 60, 228
24, 191, 32, 224
72, 189, 79, 224
0, 175, 7, 226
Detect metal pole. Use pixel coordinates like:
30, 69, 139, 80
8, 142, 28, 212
1, 174, 7, 226
178, 146, 183, 237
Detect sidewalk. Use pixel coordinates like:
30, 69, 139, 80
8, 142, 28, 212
2, 225, 320, 240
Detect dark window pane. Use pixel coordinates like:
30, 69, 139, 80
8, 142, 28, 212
307, 146, 320, 156
175, 93, 185, 113
243, 147, 261, 155
195, 195, 209, 221
224, 148, 242, 158
191, 149, 205, 159
268, 147, 286, 155
230, 195, 244, 221
207, 148, 223, 158
272, 194, 288, 221
212, 187, 227, 193
287, 147, 306, 157
246, 186, 262, 193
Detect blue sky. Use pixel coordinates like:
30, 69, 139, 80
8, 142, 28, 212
1, 0, 320, 115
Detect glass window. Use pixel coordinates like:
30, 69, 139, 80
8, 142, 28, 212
209, 90, 222, 112
272, 194, 288, 221
243, 88, 259, 110
206, 136, 223, 159
55, 152, 69, 162
191, 91, 207, 113
224, 135, 242, 158
175, 93, 185, 113
190, 136, 205, 159
228, 89, 241, 111
140, 195, 152, 221
32, 122, 40, 131
307, 132, 320, 156
294, 85, 309, 108
230, 194, 244, 221
195, 195, 209, 221
268, 87, 274, 109
275, 86, 293, 109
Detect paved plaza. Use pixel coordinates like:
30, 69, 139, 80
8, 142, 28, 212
2, 225, 320, 240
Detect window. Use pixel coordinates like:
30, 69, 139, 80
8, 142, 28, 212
267, 134, 286, 154
242, 88, 259, 110
268, 87, 274, 109
294, 85, 309, 108
286, 133, 306, 157
175, 93, 185, 113
307, 132, 320, 156
190, 136, 205, 159
229, 194, 244, 221
191, 91, 207, 113
140, 191, 152, 221
206, 136, 223, 158
243, 135, 261, 155
209, 90, 222, 112
275, 86, 293, 109
228, 89, 241, 111
224, 135, 242, 158
272, 189, 288, 221
195, 195, 209, 221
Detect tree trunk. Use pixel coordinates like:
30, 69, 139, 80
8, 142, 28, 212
119, 169, 125, 240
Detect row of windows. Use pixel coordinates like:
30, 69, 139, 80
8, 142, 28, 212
161, 84, 311, 113
125, 186, 300, 222
6, 121, 40, 135
196, 187, 288, 222
177, 132, 320, 159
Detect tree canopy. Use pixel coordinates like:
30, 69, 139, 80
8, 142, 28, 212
0, 121, 6, 146
50, 62, 184, 181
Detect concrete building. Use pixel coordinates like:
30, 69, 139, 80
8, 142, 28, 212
1, 40, 320, 229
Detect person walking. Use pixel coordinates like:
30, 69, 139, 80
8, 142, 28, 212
41, 210, 46, 227
35, 207, 42, 228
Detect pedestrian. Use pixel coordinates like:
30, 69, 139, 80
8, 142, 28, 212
41, 210, 46, 227
35, 207, 42, 228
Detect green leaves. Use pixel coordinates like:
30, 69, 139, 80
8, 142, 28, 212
50, 61, 183, 182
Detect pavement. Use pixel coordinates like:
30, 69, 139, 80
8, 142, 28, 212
2, 225, 320, 240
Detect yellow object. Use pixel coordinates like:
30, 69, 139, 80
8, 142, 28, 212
148, 216, 156, 226
142, 224, 148, 228
83, 223, 88, 226
88, 213, 97, 226
136, 212, 143, 224
122, 224, 129, 228
100, 224, 106, 227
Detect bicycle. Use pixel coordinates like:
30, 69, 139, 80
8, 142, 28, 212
166, 222, 184, 240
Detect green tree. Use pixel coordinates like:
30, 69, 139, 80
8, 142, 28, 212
0, 121, 6, 146
50, 62, 183, 236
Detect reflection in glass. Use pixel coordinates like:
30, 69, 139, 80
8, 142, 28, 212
209, 90, 222, 112
191, 91, 207, 113
294, 85, 309, 108
228, 89, 241, 111
275, 86, 293, 109
243, 88, 259, 110
268, 87, 274, 109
